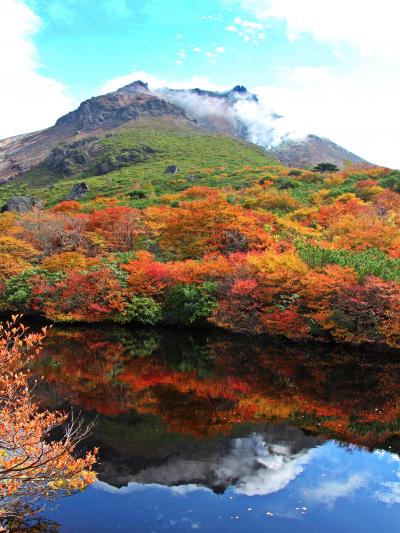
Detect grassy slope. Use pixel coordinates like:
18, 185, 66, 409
0, 118, 280, 207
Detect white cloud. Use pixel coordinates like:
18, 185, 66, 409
93, 479, 208, 496
239, 19, 263, 30
227, 16, 265, 43
239, 0, 400, 58
215, 46, 225, 53
253, 64, 400, 167
0, 0, 75, 138
375, 481, 400, 505
236, 0, 400, 167
215, 434, 312, 497
306, 473, 365, 509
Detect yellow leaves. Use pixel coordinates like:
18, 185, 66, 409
42, 251, 98, 272
0, 211, 18, 235
243, 190, 299, 212
248, 250, 309, 277
324, 173, 346, 186
336, 193, 357, 203
85, 231, 107, 250
310, 188, 330, 205
0, 236, 39, 260
275, 216, 320, 239
247, 250, 309, 298
288, 206, 319, 222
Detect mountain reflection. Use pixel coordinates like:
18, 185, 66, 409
118, 426, 320, 496
34, 327, 400, 492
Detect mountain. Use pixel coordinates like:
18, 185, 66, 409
0, 80, 369, 188
0, 81, 190, 183
269, 134, 368, 168
92, 422, 322, 492
158, 85, 369, 168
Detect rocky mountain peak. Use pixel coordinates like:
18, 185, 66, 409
116, 80, 151, 95
231, 85, 248, 94
54, 82, 186, 134
226, 85, 258, 103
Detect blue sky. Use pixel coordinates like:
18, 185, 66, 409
28, 0, 343, 99
2, 0, 400, 167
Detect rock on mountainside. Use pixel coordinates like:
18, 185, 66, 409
0, 79, 370, 183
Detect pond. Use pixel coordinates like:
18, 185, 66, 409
33, 327, 400, 532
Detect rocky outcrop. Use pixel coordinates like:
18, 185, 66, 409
44, 138, 157, 177
116, 80, 151, 95
1, 196, 43, 213
45, 137, 96, 175
67, 182, 89, 200
165, 165, 179, 174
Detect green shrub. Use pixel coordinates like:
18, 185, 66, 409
313, 162, 339, 173
3, 269, 64, 311
297, 243, 400, 281
162, 282, 217, 326
115, 296, 162, 325
380, 170, 400, 192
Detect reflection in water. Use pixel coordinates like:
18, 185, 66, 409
99, 425, 319, 495
33, 327, 400, 531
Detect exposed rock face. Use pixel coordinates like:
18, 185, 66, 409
0, 158, 22, 182
116, 80, 151, 95
67, 182, 89, 200
44, 137, 157, 177
165, 165, 179, 174
55, 82, 187, 134
269, 134, 368, 168
1, 196, 43, 213
45, 137, 95, 175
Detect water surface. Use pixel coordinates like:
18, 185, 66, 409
34, 327, 400, 532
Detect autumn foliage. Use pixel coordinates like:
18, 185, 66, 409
34, 327, 400, 448
1, 163, 400, 348
0, 318, 96, 524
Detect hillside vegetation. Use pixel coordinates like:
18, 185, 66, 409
1, 120, 400, 349
0, 118, 276, 207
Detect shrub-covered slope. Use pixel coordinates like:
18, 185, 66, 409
0, 117, 277, 207
1, 157, 400, 349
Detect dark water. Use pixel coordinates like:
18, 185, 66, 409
34, 327, 400, 532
